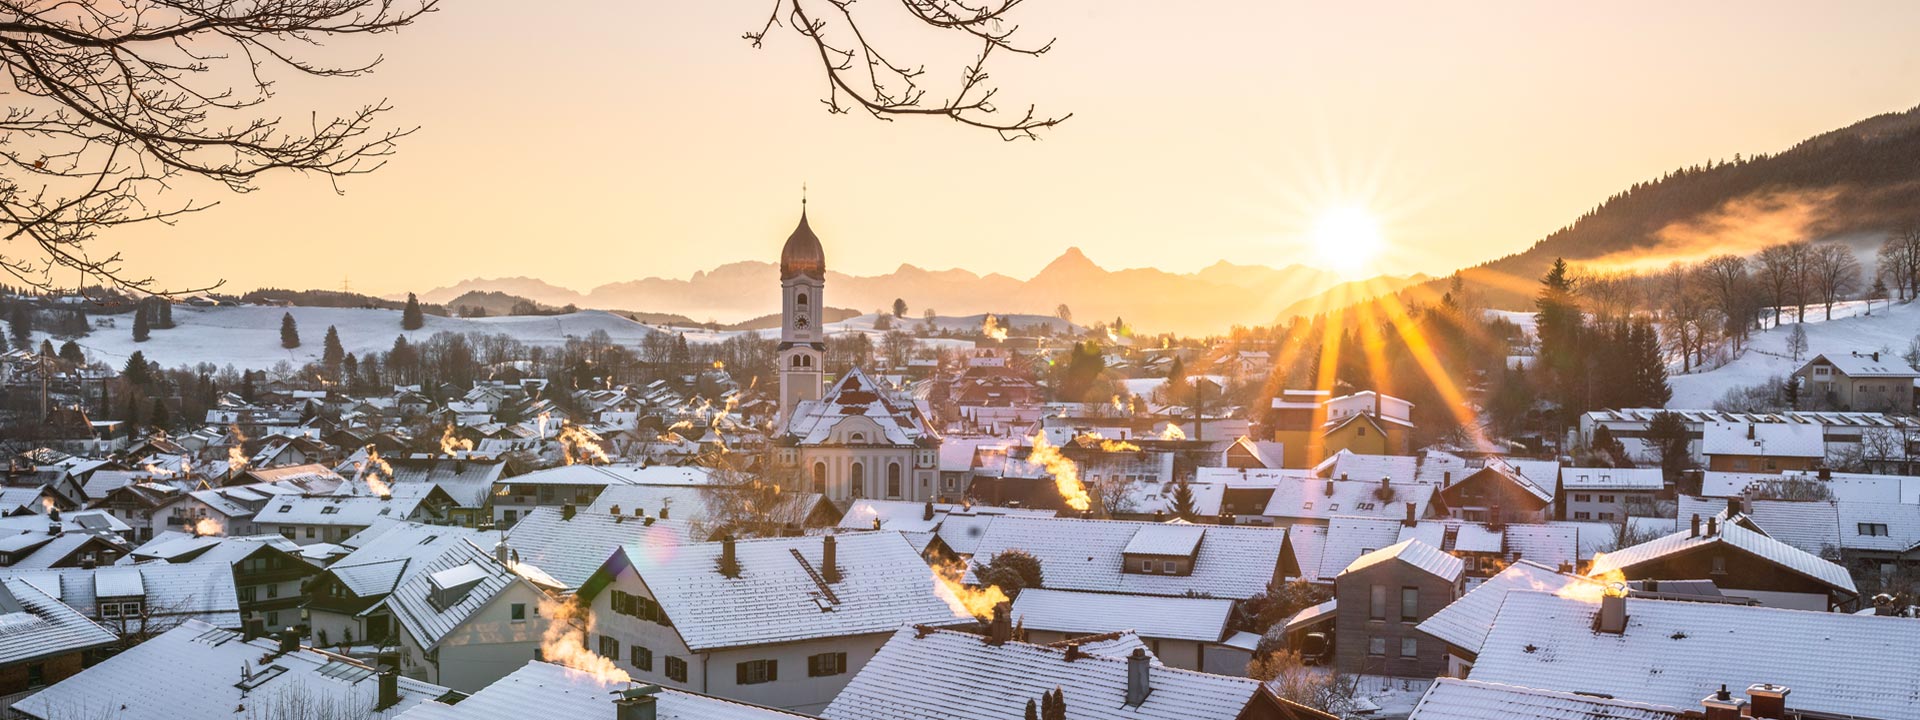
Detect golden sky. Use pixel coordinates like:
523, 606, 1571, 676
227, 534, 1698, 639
98, 1, 1920, 296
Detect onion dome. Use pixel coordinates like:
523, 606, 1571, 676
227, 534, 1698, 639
780, 208, 826, 280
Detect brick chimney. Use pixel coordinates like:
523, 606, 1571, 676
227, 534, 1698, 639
560, 503, 575, 521
1691, 514, 1701, 538
1747, 423, 1756, 440
986, 601, 1012, 645
719, 534, 739, 577
1706, 516, 1718, 536
277, 627, 300, 654
375, 651, 400, 710
1125, 647, 1152, 706
821, 535, 841, 583
1402, 502, 1418, 528
1700, 685, 1746, 720
1324, 479, 1336, 497
923, 500, 936, 521
613, 685, 662, 720
1747, 684, 1790, 719
658, 506, 669, 520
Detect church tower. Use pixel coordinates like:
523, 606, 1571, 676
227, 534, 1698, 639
777, 201, 826, 427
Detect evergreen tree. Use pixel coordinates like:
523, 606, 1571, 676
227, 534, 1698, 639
9, 304, 29, 348
0, 327, 8, 352
1170, 479, 1197, 521
1784, 376, 1801, 410
38, 339, 53, 358
1645, 411, 1693, 482
124, 394, 141, 428
402, 293, 424, 330
1042, 687, 1066, 720
1533, 258, 1584, 421
122, 351, 152, 386
132, 303, 151, 342
150, 398, 170, 430
58, 340, 83, 365
1024, 699, 1038, 720
157, 300, 175, 328
322, 326, 345, 369
1166, 355, 1186, 382
99, 383, 111, 420
280, 312, 301, 349
1632, 318, 1671, 407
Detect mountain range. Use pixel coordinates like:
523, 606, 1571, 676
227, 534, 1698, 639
413, 249, 1368, 335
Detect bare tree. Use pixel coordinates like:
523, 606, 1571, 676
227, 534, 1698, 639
1878, 226, 1920, 302
1755, 243, 1799, 326
1660, 263, 1716, 372
742, 0, 1067, 139
0, 0, 434, 292
1696, 254, 1756, 352
1809, 243, 1862, 321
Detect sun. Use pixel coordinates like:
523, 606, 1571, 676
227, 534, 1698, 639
1311, 205, 1385, 277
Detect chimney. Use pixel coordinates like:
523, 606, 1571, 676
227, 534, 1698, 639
1063, 642, 1088, 661
243, 619, 265, 641
1690, 514, 1701, 538
658, 506, 669, 519
720, 534, 738, 576
375, 652, 400, 710
609, 505, 622, 516
1557, 561, 1573, 574
987, 602, 1012, 645
1402, 502, 1418, 528
871, 517, 882, 531
277, 627, 300, 654
1339, 472, 1349, 481
1700, 685, 1746, 720
560, 503, 576, 521
1596, 588, 1627, 634
1442, 470, 1452, 486
1153, 509, 1164, 522
1747, 423, 1756, 440
1747, 683, 1790, 720
613, 685, 662, 720
1125, 647, 1152, 706
47, 507, 60, 522
923, 500, 936, 521
1706, 516, 1718, 536
1818, 466, 1832, 480
494, 539, 510, 565
1324, 479, 1335, 497
1873, 351, 1881, 362
821, 535, 841, 583
46, 521, 59, 536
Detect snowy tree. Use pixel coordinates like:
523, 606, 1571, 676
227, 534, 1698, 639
1786, 323, 1808, 362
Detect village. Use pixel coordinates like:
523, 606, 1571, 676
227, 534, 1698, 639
0, 205, 1914, 720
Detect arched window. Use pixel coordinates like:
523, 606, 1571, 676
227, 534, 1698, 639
849, 432, 866, 443
849, 462, 866, 498
887, 463, 902, 498
791, 355, 805, 368
803, 355, 813, 368
812, 462, 827, 494
797, 293, 809, 307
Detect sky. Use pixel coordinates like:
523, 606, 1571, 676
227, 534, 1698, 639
95, 1, 1920, 297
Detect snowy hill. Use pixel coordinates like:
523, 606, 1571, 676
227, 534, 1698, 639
1668, 300, 1920, 408
56, 306, 663, 371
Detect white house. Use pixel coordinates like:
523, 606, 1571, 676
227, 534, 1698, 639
380, 540, 550, 692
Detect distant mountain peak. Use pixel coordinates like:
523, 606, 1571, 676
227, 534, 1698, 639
1036, 246, 1103, 278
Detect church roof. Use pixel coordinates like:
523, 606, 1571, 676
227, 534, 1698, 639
780, 208, 826, 280
784, 368, 936, 446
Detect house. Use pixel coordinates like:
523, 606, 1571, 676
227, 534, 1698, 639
578, 531, 970, 713
833, 498, 1055, 559
384, 455, 512, 528
1682, 495, 1920, 587
0, 561, 242, 637
1187, 467, 1436, 527
262, 489, 453, 545
1579, 408, 1917, 468
1415, 560, 1598, 677
12, 620, 453, 720
1469, 590, 1920, 720
1433, 457, 1556, 524
0, 577, 117, 698
1332, 539, 1463, 677
1408, 678, 1693, 720
0, 524, 128, 570
500, 504, 693, 592
1587, 514, 1857, 610
119, 533, 318, 632
822, 624, 1335, 720
773, 368, 942, 504
303, 522, 495, 649
1221, 436, 1287, 469
1269, 389, 1414, 466
380, 540, 550, 692
1794, 352, 1920, 413
1008, 588, 1239, 673
964, 516, 1291, 600
1702, 421, 1825, 474
1557, 467, 1663, 521
390, 660, 815, 720
490, 464, 717, 527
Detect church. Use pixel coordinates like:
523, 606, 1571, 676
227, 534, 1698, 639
770, 204, 942, 504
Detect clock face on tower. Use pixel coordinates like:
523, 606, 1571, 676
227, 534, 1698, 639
795, 316, 808, 329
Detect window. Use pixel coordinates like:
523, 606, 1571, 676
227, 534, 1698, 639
808, 652, 848, 677
666, 656, 688, 683
1597, 494, 1616, 503
797, 293, 809, 307
267, 584, 279, 599
27, 662, 45, 689
610, 590, 670, 625
1367, 637, 1386, 656
1599, 512, 1617, 521
598, 636, 620, 659
813, 463, 827, 495
850, 462, 865, 498
1162, 561, 1176, 573
1710, 556, 1727, 575
511, 603, 526, 621
887, 463, 902, 498
1860, 523, 1890, 536
1401, 637, 1418, 657
1400, 587, 1419, 621
736, 659, 778, 685
631, 645, 653, 671
239, 587, 257, 602
1140, 559, 1152, 573
1573, 511, 1591, 520
305, 527, 316, 539
1573, 494, 1591, 503
320, 506, 339, 515
1369, 585, 1386, 621
266, 611, 279, 627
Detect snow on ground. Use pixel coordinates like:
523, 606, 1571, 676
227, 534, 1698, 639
59, 305, 663, 371
1668, 299, 1920, 408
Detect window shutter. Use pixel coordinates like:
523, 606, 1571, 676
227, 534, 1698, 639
766, 660, 777, 682
736, 662, 748, 685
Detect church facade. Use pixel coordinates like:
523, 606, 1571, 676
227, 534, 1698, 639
771, 206, 941, 504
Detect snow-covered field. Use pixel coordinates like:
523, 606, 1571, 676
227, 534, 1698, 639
1667, 299, 1920, 408
45, 306, 1020, 372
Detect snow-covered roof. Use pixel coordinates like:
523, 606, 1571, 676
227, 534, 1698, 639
1408, 678, 1690, 720
601, 531, 967, 652
1009, 588, 1232, 642
1805, 352, 1920, 378
1500, 523, 1579, 570
385, 541, 529, 652
2, 561, 241, 629
323, 522, 495, 599
1315, 450, 1419, 485
1701, 420, 1825, 458
502, 505, 691, 591
964, 516, 1288, 599
1471, 591, 1920, 720
1339, 539, 1463, 582
783, 368, 937, 446
585, 484, 823, 529
264, 493, 427, 527
1587, 517, 1856, 595
1415, 560, 1595, 654
0, 577, 117, 665
1187, 468, 1433, 522
15, 620, 449, 720
1314, 516, 1407, 582
501, 464, 717, 487
1559, 467, 1664, 491
395, 660, 811, 720
821, 626, 1261, 720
